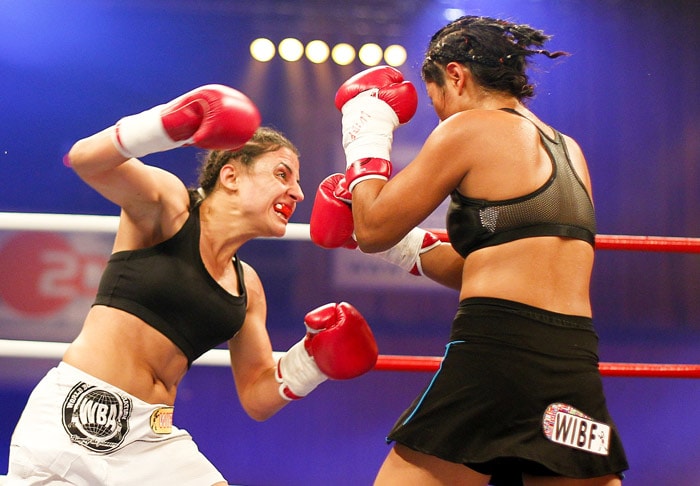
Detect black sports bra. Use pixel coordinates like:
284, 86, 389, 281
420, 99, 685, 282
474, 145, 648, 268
94, 205, 247, 366
446, 109, 596, 258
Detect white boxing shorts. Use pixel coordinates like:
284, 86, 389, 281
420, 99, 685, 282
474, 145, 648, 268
6, 362, 226, 486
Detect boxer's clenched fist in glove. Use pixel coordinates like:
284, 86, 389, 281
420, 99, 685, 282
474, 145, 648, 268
275, 302, 378, 400
309, 173, 357, 250
111, 84, 261, 159
335, 65, 418, 125
335, 66, 418, 191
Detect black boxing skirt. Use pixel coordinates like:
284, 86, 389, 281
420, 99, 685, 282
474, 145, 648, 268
386, 297, 628, 484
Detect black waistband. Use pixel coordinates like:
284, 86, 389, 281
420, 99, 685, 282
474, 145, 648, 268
456, 297, 594, 332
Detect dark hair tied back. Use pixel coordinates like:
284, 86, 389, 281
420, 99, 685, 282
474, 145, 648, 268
187, 126, 299, 207
422, 15, 569, 100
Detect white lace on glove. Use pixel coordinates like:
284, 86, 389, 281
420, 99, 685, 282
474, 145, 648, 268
110, 104, 188, 159
341, 91, 399, 167
373, 227, 427, 273
275, 340, 327, 400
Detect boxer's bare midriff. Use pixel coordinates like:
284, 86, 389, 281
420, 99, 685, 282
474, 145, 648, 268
63, 305, 189, 405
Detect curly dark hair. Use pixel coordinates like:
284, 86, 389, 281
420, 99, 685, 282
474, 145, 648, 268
188, 126, 299, 206
421, 15, 568, 100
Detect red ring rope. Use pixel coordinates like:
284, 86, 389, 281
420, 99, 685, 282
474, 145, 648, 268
429, 230, 700, 253
1, 340, 697, 378
374, 355, 700, 378
594, 235, 700, 253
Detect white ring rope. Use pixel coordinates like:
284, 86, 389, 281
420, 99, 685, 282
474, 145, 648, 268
0, 212, 302, 365
0, 212, 310, 240
0, 339, 281, 367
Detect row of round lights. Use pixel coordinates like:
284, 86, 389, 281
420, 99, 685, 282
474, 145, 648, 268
250, 38, 408, 67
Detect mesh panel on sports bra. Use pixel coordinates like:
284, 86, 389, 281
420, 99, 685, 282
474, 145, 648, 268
447, 110, 596, 257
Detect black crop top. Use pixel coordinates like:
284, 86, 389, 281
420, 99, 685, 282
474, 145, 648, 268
447, 109, 596, 258
94, 206, 247, 366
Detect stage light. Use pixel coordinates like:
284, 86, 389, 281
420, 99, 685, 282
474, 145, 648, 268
384, 44, 407, 67
331, 43, 356, 66
444, 8, 466, 21
358, 43, 383, 66
249, 38, 406, 66
249, 38, 275, 62
278, 38, 304, 62
305, 40, 330, 64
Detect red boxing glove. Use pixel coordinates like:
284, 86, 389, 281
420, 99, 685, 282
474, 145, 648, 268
309, 173, 357, 249
335, 65, 418, 123
345, 157, 393, 192
335, 66, 418, 190
112, 84, 261, 159
276, 302, 377, 400
303, 302, 378, 380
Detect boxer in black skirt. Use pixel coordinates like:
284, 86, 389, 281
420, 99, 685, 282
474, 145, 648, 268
311, 14, 628, 486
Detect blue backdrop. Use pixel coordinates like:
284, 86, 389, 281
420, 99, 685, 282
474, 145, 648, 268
1, 1, 699, 484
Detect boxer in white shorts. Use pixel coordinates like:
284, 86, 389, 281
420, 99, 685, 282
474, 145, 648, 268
9, 363, 224, 485
6, 86, 379, 484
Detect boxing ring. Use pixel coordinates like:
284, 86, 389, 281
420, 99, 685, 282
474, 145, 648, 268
0, 211, 699, 379
1, 211, 699, 484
